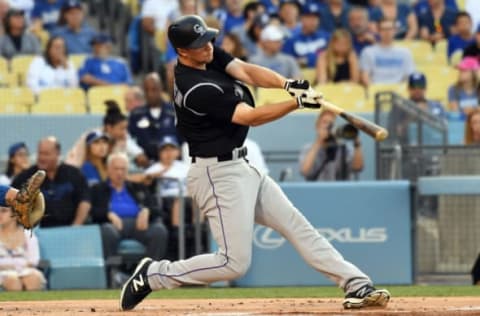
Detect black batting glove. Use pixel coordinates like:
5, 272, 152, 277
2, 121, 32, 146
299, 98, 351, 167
284, 79, 311, 99
296, 88, 323, 109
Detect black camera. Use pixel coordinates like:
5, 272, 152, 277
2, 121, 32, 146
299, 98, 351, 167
329, 123, 359, 140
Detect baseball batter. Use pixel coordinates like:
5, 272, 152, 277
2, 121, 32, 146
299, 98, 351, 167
120, 15, 390, 311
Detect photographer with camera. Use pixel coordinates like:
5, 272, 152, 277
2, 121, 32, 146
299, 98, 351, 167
299, 110, 364, 181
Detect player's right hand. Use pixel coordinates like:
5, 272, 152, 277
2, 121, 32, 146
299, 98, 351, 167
297, 88, 322, 109
284, 79, 311, 98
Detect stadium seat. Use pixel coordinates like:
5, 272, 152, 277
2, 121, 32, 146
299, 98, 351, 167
11, 55, 35, 86
394, 40, 448, 66
33, 88, 87, 114
315, 83, 368, 112
69, 54, 88, 69
368, 83, 407, 112
255, 87, 291, 106
416, 65, 456, 104
87, 85, 127, 113
0, 57, 16, 87
0, 87, 34, 113
36, 225, 107, 289
301, 68, 316, 83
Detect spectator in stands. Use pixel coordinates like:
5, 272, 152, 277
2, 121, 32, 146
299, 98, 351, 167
448, 56, 479, 117
347, 6, 376, 55
389, 72, 447, 144
0, 142, 30, 186
90, 152, 168, 260
283, 3, 330, 68
52, 0, 95, 54
168, 0, 201, 23
448, 12, 474, 62
418, 0, 457, 45
315, 28, 360, 84
360, 18, 415, 86
221, 33, 247, 60
81, 131, 109, 186
0, 206, 45, 291
78, 33, 133, 90
230, 1, 266, 56
12, 136, 90, 227
124, 86, 145, 113
141, 0, 178, 36
7, 0, 33, 18
249, 24, 302, 79
31, 0, 66, 33
463, 24, 480, 61
465, 0, 480, 35
66, 101, 149, 168
26, 35, 78, 94
0, 0, 10, 35
215, 0, 245, 37
145, 136, 189, 232
277, 0, 301, 37
320, 0, 350, 33
299, 110, 364, 181
0, 8, 40, 59
368, 0, 418, 40
464, 108, 480, 145
129, 73, 179, 161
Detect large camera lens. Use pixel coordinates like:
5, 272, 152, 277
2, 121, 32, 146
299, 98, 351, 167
334, 124, 358, 140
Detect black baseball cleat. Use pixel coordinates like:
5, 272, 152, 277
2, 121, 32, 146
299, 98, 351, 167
343, 284, 390, 309
120, 257, 153, 311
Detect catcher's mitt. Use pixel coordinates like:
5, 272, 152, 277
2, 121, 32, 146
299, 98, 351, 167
9, 170, 46, 229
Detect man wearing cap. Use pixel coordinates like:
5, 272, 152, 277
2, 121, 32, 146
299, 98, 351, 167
120, 14, 390, 312
51, 0, 95, 54
388, 72, 446, 144
249, 23, 302, 78
283, 3, 330, 68
463, 24, 480, 61
78, 33, 133, 90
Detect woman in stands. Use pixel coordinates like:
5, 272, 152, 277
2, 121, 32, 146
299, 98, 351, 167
26, 35, 78, 94
368, 0, 418, 40
464, 108, 480, 145
81, 131, 110, 186
221, 33, 247, 61
315, 29, 359, 85
0, 142, 30, 186
0, 8, 40, 59
66, 101, 149, 169
448, 57, 479, 119
0, 206, 45, 291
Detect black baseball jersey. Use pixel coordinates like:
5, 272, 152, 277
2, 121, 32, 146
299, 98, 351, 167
173, 46, 254, 157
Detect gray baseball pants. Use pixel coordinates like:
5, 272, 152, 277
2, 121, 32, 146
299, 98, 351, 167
147, 156, 371, 293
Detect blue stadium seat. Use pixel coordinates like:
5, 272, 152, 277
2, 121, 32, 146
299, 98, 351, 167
117, 239, 146, 255
36, 225, 107, 289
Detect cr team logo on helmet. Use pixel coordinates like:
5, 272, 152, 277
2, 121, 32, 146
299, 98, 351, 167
193, 24, 206, 36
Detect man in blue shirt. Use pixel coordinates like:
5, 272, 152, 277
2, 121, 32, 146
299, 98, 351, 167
51, 0, 95, 54
320, 0, 350, 33
31, 0, 66, 32
448, 12, 474, 61
282, 3, 330, 67
347, 6, 376, 55
78, 33, 133, 90
128, 73, 179, 161
418, 0, 457, 45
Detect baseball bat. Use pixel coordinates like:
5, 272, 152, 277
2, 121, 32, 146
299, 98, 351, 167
315, 97, 389, 142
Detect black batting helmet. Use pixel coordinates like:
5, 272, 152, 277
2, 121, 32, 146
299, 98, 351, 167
168, 15, 219, 49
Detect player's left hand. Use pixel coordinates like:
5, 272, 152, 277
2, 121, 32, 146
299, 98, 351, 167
284, 79, 311, 98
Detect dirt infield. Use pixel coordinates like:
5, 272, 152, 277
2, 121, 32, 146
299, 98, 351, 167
1, 297, 480, 315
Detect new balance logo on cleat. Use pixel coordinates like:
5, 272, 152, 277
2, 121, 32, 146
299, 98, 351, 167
132, 275, 145, 292
343, 285, 390, 309
120, 257, 153, 311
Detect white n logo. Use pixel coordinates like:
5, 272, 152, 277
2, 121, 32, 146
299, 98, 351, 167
132, 275, 144, 292
356, 287, 368, 298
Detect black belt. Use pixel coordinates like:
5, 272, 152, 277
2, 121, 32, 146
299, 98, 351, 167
192, 147, 248, 163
